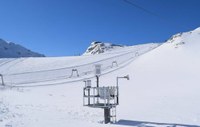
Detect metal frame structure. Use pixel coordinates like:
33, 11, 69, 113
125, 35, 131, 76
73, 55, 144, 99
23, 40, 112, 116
83, 64, 129, 124
111, 61, 118, 68
69, 69, 79, 78
116, 75, 129, 104
83, 86, 119, 108
83, 85, 118, 124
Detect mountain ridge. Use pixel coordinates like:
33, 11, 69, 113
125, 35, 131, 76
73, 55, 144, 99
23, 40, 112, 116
83, 41, 125, 55
0, 38, 45, 58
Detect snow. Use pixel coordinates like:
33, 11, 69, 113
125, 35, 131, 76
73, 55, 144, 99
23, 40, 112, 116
1, 27, 200, 127
0, 43, 159, 87
83, 41, 125, 55
0, 38, 44, 58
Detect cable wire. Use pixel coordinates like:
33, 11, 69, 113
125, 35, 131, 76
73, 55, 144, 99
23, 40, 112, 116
122, 0, 186, 29
123, 0, 162, 19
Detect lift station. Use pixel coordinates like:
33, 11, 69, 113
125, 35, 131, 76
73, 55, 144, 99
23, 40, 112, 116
83, 64, 129, 124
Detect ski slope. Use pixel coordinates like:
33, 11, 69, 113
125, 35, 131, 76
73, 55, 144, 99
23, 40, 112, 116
1, 27, 200, 127
0, 43, 159, 87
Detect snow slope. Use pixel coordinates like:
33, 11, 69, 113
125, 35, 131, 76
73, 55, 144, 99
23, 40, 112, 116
0, 38, 45, 58
104, 27, 200, 126
1, 27, 200, 127
0, 43, 159, 87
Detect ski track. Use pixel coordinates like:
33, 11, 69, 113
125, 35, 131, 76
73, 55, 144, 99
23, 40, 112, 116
0, 58, 28, 74
1, 43, 161, 87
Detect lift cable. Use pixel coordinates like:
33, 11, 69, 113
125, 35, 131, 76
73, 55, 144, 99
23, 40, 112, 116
122, 0, 186, 29
123, 0, 162, 19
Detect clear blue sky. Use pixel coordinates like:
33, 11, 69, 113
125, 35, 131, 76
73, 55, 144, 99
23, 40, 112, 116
0, 0, 200, 56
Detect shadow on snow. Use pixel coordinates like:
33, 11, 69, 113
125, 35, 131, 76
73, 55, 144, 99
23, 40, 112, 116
115, 119, 200, 127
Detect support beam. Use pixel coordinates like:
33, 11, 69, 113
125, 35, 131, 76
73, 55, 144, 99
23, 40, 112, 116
104, 108, 110, 124
88, 89, 90, 105
96, 75, 99, 88
96, 75, 99, 103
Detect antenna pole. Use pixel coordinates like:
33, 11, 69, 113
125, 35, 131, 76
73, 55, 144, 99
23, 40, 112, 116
116, 77, 119, 104
96, 75, 100, 103
96, 75, 99, 88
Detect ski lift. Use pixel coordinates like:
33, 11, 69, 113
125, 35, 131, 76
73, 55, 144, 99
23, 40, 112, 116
0, 74, 5, 86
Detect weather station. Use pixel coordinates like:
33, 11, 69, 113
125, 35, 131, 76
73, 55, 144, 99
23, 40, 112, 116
83, 64, 129, 124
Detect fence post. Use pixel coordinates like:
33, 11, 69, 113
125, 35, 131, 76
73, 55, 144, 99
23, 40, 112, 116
0, 74, 5, 86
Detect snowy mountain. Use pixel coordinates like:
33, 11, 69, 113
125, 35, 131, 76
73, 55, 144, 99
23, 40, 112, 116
1, 27, 200, 127
0, 38, 45, 58
83, 41, 124, 55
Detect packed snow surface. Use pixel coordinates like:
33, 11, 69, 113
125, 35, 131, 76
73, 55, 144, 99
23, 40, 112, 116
1, 27, 200, 127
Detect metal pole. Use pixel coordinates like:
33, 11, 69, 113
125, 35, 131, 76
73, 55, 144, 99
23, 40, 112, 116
93, 88, 95, 106
116, 77, 119, 105
0, 74, 4, 86
96, 75, 99, 88
83, 88, 86, 106
88, 89, 90, 105
104, 108, 110, 124
96, 75, 99, 103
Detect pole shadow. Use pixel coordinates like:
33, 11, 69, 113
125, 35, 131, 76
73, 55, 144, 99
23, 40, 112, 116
115, 119, 200, 127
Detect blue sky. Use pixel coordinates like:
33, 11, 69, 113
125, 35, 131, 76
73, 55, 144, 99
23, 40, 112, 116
0, 0, 200, 56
